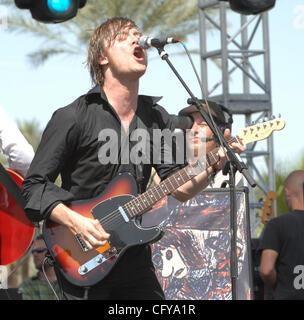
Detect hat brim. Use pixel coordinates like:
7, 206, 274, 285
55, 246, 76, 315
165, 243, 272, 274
178, 100, 226, 124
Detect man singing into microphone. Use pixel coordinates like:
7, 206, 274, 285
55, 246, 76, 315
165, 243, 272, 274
22, 17, 243, 300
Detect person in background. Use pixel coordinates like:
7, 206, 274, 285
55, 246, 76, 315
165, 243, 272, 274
148, 100, 243, 189
0, 106, 34, 176
177, 100, 243, 188
259, 170, 304, 300
18, 234, 61, 300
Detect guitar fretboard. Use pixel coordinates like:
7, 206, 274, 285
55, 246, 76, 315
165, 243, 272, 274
122, 136, 239, 218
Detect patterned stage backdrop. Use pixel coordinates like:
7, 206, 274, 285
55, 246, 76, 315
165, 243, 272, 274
142, 188, 253, 300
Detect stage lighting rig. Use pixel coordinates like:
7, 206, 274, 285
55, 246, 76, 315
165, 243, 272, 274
14, 0, 87, 23
220, 0, 276, 15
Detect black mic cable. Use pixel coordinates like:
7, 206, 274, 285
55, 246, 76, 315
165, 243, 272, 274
178, 40, 228, 159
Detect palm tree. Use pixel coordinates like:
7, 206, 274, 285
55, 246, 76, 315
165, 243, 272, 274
17, 119, 43, 152
3, 0, 205, 67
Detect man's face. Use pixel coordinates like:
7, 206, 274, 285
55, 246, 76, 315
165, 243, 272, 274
31, 239, 48, 271
100, 25, 147, 82
186, 111, 216, 158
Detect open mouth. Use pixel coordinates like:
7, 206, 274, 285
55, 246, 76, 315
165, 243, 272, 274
133, 47, 144, 60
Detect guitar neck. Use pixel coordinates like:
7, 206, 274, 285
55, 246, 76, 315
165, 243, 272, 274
123, 136, 239, 219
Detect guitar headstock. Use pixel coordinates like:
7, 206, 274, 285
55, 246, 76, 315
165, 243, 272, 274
237, 116, 285, 145
262, 190, 276, 225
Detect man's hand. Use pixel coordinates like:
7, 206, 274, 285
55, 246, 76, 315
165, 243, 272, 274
215, 128, 245, 170
50, 203, 110, 250
70, 212, 110, 250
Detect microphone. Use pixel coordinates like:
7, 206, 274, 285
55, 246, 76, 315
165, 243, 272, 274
170, 115, 194, 131
138, 36, 179, 49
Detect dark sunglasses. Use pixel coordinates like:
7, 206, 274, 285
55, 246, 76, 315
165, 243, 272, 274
31, 247, 48, 254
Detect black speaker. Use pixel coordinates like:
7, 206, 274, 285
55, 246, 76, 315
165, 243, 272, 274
227, 0, 276, 15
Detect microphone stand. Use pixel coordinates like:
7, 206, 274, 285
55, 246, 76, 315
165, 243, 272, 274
156, 46, 256, 300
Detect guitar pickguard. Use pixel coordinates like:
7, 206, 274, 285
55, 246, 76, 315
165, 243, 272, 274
43, 174, 163, 286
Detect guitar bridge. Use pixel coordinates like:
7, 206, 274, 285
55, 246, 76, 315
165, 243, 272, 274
75, 233, 89, 252
78, 247, 117, 276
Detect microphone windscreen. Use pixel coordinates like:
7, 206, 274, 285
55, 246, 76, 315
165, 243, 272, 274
170, 115, 194, 130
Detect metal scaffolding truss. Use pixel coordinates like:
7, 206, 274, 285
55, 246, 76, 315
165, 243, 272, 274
197, 0, 276, 237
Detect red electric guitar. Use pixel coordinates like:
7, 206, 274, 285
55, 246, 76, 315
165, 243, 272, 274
43, 117, 286, 287
0, 168, 35, 265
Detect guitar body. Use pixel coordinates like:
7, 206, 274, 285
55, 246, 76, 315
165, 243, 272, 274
0, 169, 35, 265
43, 173, 163, 287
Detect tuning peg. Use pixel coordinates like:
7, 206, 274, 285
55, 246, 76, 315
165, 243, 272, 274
271, 115, 276, 119
278, 113, 281, 118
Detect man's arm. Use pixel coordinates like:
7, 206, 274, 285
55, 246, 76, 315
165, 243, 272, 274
260, 248, 278, 292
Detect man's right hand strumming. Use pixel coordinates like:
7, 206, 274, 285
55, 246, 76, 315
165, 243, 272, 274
50, 203, 110, 250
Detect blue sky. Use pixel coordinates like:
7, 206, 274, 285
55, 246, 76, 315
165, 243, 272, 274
0, 1, 303, 169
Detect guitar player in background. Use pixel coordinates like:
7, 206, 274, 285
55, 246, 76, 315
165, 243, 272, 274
21, 17, 244, 300
0, 106, 34, 177
177, 100, 244, 188
148, 100, 244, 190
259, 170, 304, 300
0, 105, 35, 292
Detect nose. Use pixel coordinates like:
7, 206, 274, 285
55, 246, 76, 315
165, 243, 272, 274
191, 123, 199, 135
132, 35, 140, 45
130, 30, 141, 44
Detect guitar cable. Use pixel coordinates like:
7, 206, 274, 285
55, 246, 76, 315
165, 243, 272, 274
42, 257, 60, 300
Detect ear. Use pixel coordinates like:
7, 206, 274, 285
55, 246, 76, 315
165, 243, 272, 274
223, 128, 231, 140
284, 187, 291, 197
98, 55, 108, 66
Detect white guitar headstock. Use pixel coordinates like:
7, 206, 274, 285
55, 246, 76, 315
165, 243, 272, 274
238, 116, 285, 145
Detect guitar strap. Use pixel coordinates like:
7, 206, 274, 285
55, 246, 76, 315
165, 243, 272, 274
0, 163, 26, 209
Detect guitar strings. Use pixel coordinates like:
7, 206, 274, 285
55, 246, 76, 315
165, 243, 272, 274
94, 137, 239, 231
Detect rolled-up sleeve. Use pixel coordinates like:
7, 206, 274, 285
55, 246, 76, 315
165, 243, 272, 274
22, 107, 80, 222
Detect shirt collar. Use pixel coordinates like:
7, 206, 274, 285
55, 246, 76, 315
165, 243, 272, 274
86, 85, 162, 106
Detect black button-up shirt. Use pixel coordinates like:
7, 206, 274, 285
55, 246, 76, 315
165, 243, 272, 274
21, 85, 185, 296
22, 85, 184, 222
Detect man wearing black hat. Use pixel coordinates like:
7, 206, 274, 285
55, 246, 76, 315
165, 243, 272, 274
176, 100, 243, 188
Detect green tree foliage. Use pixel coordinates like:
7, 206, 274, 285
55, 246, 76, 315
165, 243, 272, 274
4, 0, 202, 67
17, 119, 42, 152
